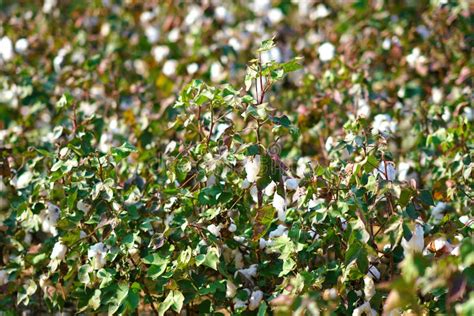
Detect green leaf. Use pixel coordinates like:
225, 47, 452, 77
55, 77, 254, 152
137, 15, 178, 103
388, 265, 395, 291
56, 93, 73, 109
196, 246, 219, 270
158, 291, 176, 316
419, 190, 434, 206
88, 289, 101, 311
257, 37, 276, 53
111, 142, 136, 160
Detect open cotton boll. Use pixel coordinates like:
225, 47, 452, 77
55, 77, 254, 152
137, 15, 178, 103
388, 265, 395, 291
228, 223, 237, 233
207, 224, 221, 237
269, 224, 288, 239
186, 63, 199, 75
11, 170, 33, 189
0, 270, 9, 285
0, 36, 14, 62
352, 301, 376, 316
284, 178, 299, 191
151, 45, 169, 63
235, 264, 258, 281
261, 47, 282, 64
318, 42, 335, 62
311, 4, 330, 20
241, 179, 251, 189
88, 242, 108, 270
210, 62, 226, 83
41, 203, 60, 236
273, 192, 287, 222
226, 280, 237, 298
15, 38, 28, 54
267, 8, 284, 24
375, 161, 396, 181
249, 290, 264, 311
250, 185, 259, 203
431, 202, 447, 223
144, 25, 160, 43
368, 265, 381, 280
364, 276, 375, 301
356, 98, 371, 118
233, 249, 244, 269
77, 200, 91, 212
372, 114, 396, 136
401, 222, 424, 257
245, 155, 260, 182
233, 297, 248, 310
50, 241, 67, 260
162, 59, 178, 77
432, 88, 443, 104
259, 238, 267, 249
264, 181, 276, 196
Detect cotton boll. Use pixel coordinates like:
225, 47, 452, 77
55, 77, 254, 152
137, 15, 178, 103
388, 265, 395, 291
463, 107, 473, 121
210, 62, 226, 83
368, 265, 381, 280
144, 25, 160, 44
318, 42, 335, 62
310, 4, 330, 20
15, 38, 28, 54
375, 161, 396, 181
167, 28, 180, 42
50, 241, 67, 260
441, 107, 451, 122
233, 297, 248, 310
352, 301, 376, 316
264, 181, 276, 196
151, 45, 170, 63
185, 6, 202, 26
267, 8, 284, 24
12, 170, 33, 189
372, 114, 396, 136
252, 0, 271, 16
285, 178, 299, 191
432, 88, 443, 104
364, 276, 375, 301
250, 185, 259, 203
401, 222, 424, 257
261, 47, 282, 64
241, 179, 251, 189
207, 224, 221, 237
273, 192, 287, 222
162, 59, 178, 77
431, 202, 447, 223
382, 38, 391, 50
249, 290, 264, 311
356, 98, 371, 118
226, 280, 237, 298
233, 249, 244, 269
88, 242, 107, 269
245, 155, 261, 182
259, 238, 267, 249
77, 200, 91, 212
228, 223, 237, 232
41, 203, 60, 235
235, 264, 258, 281
269, 225, 288, 239
397, 161, 411, 181
0, 270, 9, 285
186, 63, 199, 75
43, 0, 57, 13
459, 215, 473, 227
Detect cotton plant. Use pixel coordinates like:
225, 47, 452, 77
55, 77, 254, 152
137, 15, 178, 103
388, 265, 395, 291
1, 3, 472, 314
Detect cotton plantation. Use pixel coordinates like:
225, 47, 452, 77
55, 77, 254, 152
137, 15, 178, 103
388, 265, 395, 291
0, 1, 472, 315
